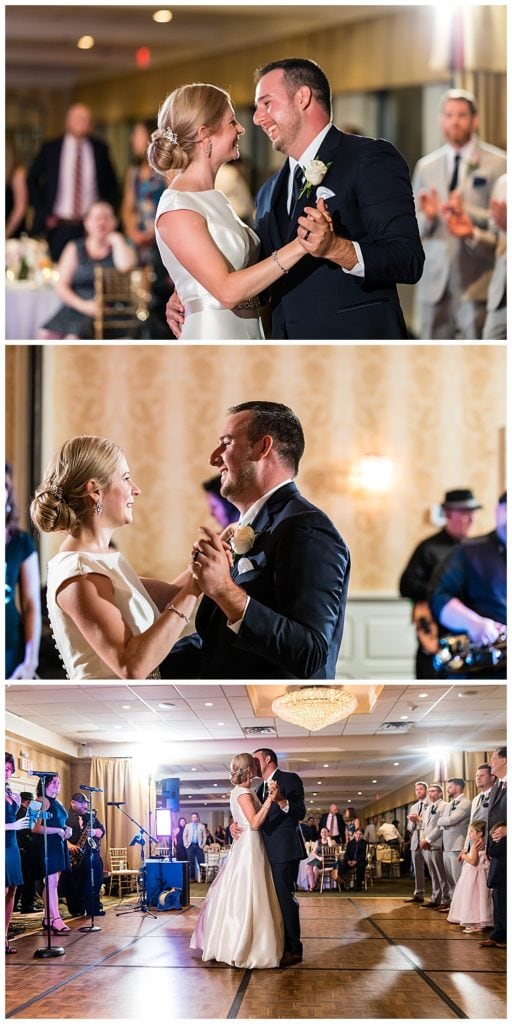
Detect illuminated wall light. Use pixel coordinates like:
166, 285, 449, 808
77, 35, 95, 49
350, 455, 394, 494
153, 9, 173, 22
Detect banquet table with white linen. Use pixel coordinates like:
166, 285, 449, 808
6, 279, 61, 340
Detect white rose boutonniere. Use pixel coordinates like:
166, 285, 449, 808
230, 524, 256, 556
298, 159, 332, 200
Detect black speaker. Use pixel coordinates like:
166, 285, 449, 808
159, 777, 180, 812
145, 859, 190, 908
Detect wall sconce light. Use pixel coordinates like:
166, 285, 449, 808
350, 455, 394, 494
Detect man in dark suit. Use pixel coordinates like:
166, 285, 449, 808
161, 401, 350, 679
252, 748, 306, 966
27, 103, 119, 260
480, 746, 507, 949
338, 827, 367, 890
319, 804, 345, 844
253, 58, 424, 339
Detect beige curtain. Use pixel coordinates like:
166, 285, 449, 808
90, 757, 156, 872
455, 70, 507, 150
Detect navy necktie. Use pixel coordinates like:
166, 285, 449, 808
289, 164, 303, 214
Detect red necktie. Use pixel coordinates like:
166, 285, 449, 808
73, 142, 83, 218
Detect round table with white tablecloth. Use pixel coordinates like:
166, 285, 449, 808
6, 279, 61, 340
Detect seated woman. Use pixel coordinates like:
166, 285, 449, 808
37, 202, 135, 339
306, 827, 335, 891
30, 435, 204, 679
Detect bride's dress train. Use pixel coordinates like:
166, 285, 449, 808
190, 785, 284, 968
156, 189, 264, 340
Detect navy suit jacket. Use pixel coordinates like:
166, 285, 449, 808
256, 769, 307, 864
255, 126, 424, 339
164, 481, 350, 679
28, 135, 120, 235
486, 780, 506, 887
343, 837, 368, 867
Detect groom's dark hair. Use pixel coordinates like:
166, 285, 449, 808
229, 401, 305, 475
254, 748, 278, 766
255, 58, 332, 118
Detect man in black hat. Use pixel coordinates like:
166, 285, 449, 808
63, 793, 106, 918
430, 492, 506, 678
399, 489, 482, 677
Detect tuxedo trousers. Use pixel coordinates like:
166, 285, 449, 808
268, 858, 302, 956
490, 879, 506, 942
411, 846, 426, 894
424, 847, 449, 904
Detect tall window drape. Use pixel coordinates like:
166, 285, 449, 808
90, 756, 156, 872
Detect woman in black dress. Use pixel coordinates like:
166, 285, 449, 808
33, 773, 72, 934
5, 752, 29, 953
174, 816, 187, 861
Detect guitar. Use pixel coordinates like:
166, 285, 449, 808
433, 631, 507, 675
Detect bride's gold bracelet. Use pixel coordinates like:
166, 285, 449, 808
166, 603, 190, 624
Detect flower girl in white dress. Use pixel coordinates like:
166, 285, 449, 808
190, 753, 284, 968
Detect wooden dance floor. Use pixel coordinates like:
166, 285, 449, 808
5, 894, 506, 1019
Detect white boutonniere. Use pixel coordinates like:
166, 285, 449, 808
298, 159, 332, 200
230, 524, 256, 556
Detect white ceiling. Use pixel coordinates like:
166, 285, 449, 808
6, 683, 505, 812
6, 4, 403, 89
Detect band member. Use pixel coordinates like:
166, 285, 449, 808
64, 793, 105, 918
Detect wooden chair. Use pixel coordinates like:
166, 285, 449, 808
319, 847, 340, 893
94, 266, 151, 339
200, 846, 222, 883
106, 847, 140, 896
365, 846, 375, 890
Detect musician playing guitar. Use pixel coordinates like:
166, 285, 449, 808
63, 792, 105, 918
399, 489, 482, 678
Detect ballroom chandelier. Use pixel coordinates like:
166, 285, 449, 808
271, 687, 358, 732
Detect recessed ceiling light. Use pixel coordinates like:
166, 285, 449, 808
205, 702, 213, 707
217, 722, 224, 726
153, 9, 173, 23
213, 784, 218, 787
77, 35, 94, 49
357, 791, 362, 796
158, 702, 175, 709
400, 715, 409, 720
419, 693, 428, 698
114, 725, 121, 729
122, 705, 131, 709
188, 795, 192, 799
313, 792, 317, 796
394, 762, 400, 766
347, 798, 351, 803
372, 779, 377, 784
191, 767, 197, 771
317, 781, 322, 784
323, 763, 329, 768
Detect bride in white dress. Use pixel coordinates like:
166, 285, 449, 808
148, 83, 308, 341
30, 435, 202, 679
190, 753, 284, 969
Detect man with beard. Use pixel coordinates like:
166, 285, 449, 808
161, 401, 350, 678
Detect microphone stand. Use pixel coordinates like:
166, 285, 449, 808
78, 791, 101, 935
34, 777, 65, 959
110, 805, 158, 919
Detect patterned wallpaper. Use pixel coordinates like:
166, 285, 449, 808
8, 343, 506, 594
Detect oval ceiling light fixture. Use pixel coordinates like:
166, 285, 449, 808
77, 35, 95, 49
272, 686, 358, 731
153, 9, 173, 22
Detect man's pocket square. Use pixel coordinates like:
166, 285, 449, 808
316, 186, 336, 201
236, 557, 255, 575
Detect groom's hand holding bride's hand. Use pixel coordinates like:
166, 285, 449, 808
190, 526, 246, 622
298, 197, 358, 270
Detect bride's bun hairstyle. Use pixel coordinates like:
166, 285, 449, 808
31, 435, 121, 534
229, 752, 255, 785
147, 83, 231, 175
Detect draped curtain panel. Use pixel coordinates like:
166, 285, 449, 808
90, 756, 156, 872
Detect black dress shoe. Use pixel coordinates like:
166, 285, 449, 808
279, 951, 303, 967
94, 910, 106, 916
404, 896, 424, 903
419, 902, 440, 909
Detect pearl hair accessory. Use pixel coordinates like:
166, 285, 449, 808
48, 484, 64, 500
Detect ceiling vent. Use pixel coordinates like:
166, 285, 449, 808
376, 721, 413, 733
243, 726, 277, 737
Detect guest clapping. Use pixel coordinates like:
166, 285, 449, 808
38, 202, 135, 339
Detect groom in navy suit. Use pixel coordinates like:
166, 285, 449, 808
253, 58, 424, 339
161, 401, 350, 679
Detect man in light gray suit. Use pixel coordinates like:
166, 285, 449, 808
461, 762, 496, 852
419, 784, 450, 910
404, 780, 428, 904
413, 89, 506, 338
183, 812, 207, 883
431, 778, 471, 910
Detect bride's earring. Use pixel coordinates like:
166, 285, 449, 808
206, 139, 212, 158
96, 499, 103, 515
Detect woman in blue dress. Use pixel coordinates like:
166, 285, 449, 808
5, 463, 41, 678
33, 773, 72, 934
5, 751, 29, 953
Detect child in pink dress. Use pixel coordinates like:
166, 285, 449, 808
447, 821, 493, 933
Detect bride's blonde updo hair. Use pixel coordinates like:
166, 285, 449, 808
147, 83, 231, 175
31, 435, 121, 534
229, 753, 255, 785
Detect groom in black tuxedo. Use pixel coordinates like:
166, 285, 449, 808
253, 58, 424, 339
161, 401, 350, 679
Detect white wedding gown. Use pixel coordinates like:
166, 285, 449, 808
190, 785, 284, 968
155, 188, 265, 340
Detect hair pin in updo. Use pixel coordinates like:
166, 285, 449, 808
48, 484, 64, 500
156, 127, 178, 145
